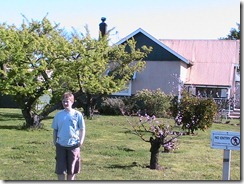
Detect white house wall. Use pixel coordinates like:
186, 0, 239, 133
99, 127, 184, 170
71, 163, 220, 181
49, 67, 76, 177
131, 60, 182, 95
180, 62, 188, 83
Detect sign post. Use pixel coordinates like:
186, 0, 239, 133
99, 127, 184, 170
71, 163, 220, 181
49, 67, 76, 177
211, 131, 240, 180
222, 149, 231, 180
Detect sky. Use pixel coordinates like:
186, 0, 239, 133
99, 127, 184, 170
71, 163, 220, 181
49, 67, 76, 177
0, 0, 240, 44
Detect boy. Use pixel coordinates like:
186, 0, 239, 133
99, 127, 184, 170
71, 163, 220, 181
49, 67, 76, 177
52, 92, 85, 180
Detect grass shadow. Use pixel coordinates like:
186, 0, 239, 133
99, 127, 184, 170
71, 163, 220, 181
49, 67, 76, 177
0, 112, 24, 130
0, 112, 24, 121
0, 111, 24, 130
106, 162, 143, 169
0, 125, 22, 130
106, 162, 170, 171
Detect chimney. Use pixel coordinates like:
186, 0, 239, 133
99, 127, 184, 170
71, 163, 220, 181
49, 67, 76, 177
99, 17, 107, 38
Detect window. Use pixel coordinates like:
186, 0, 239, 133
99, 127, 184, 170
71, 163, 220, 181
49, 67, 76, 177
111, 72, 136, 96
196, 87, 228, 98
112, 81, 132, 96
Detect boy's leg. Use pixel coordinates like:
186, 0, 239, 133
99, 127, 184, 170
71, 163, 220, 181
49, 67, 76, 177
67, 147, 80, 180
67, 174, 76, 180
58, 174, 65, 180
55, 144, 68, 179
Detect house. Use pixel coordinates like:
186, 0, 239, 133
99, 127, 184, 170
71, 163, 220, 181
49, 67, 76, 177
114, 28, 240, 110
0, 25, 240, 113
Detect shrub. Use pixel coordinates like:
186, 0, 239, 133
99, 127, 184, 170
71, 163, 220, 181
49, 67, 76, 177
171, 90, 218, 134
119, 96, 137, 115
133, 89, 173, 118
99, 97, 125, 115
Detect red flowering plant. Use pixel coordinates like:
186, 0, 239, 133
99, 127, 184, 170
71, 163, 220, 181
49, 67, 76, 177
125, 113, 181, 170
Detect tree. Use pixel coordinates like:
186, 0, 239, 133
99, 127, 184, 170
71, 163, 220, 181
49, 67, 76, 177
58, 30, 152, 119
220, 23, 240, 40
126, 114, 181, 170
219, 23, 240, 71
0, 17, 71, 128
0, 16, 152, 127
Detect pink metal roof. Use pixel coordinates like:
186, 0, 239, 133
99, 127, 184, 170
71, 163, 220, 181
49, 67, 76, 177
160, 39, 240, 86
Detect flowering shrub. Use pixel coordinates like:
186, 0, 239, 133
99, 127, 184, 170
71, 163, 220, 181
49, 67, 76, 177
126, 113, 181, 169
139, 114, 179, 152
163, 137, 179, 153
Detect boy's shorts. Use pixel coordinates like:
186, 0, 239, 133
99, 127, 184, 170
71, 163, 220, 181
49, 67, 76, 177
55, 143, 81, 175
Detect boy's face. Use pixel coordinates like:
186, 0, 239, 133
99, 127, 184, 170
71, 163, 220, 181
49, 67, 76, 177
62, 98, 73, 110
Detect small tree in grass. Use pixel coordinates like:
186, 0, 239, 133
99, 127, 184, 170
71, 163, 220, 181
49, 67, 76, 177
171, 90, 218, 134
125, 114, 181, 170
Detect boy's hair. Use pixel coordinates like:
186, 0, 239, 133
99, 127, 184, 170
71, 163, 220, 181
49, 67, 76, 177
62, 92, 74, 103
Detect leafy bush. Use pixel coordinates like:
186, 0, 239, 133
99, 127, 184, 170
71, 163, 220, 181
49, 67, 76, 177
99, 97, 125, 115
171, 90, 218, 134
133, 89, 173, 118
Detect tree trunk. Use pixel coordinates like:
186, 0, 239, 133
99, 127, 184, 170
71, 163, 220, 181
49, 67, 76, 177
84, 93, 96, 119
149, 137, 161, 169
21, 108, 42, 128
84, 93, 92, 119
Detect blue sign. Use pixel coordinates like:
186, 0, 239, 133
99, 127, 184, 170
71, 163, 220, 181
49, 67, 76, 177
211, 131, 240, 151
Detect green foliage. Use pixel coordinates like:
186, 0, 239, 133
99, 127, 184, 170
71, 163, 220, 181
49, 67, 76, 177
171, 90, 218, 134
133, 89, 173, 118
59, 32, 151, 119
0, 16, 152, 125
0, 16, 71, 127
99, 97, 125, 115
0, 17, 70, 97
61, 34, 152, 95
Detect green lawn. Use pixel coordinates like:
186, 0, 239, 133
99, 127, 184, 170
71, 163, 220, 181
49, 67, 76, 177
0, 108, 240, 181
